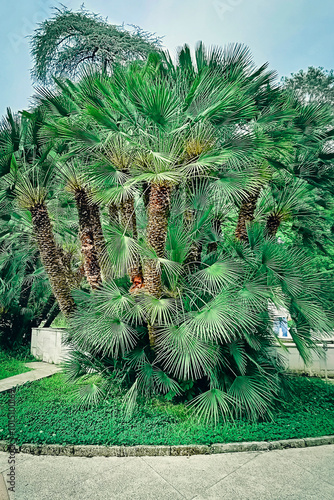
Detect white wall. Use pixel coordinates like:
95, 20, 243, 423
277, 341, 334, 377
31, 328, 334, 378
31, 328, 70, 364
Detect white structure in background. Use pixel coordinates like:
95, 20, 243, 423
31, 323, 334, 377
31, 327, 70, 364
268, 302, 292, 339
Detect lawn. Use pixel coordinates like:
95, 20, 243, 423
0, 373, 334, 446
0, 350, 33, 381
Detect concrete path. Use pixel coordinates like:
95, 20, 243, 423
0, 444, 333, 499
0, 363, 60, 393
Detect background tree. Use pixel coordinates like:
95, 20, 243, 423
30, 6, 163, 84
282, 66, 334, 106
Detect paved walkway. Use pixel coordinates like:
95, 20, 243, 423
0, 444, 333, 499
0, 363, 61, 393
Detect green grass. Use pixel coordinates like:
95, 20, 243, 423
1, 373, 334, 446
0, 350, 34, 381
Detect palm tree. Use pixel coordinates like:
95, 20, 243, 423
52, 160, 102, 290
37, 44, 301, 343
235, 98, 334, 242
25, 43, 334, 423
14, 171, 76, 316
63, 188, 333, 423
0, 218, 50, 347
255, 178, 316, 238
0, 108, 77, 317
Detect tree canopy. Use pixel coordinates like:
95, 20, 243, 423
30, 6, 163, 83
282, 66, 334, 106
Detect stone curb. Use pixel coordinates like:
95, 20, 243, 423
1, 436, 334, 457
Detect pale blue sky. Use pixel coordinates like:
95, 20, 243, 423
1, 0, 334, 117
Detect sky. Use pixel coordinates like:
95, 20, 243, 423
1, 0, 334, 117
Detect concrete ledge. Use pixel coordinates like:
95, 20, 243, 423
123, 445, 171, 457
73, 445, 123, 457
170, 445, 210, 456
275, 438, 305, 449
211, 441, 269, 453
1, 435, 333, 457
304, 435, 334, 446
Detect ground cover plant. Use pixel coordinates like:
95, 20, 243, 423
0, 373, 333, 446
0, 349, 33, 380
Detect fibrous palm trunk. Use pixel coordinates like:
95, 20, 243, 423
184, 241, 202, 273
90, 202, 109, 279
144, 182, 171, 347
142, 181, 151, 209
32, 292, 56, 327
119, 197, 143, 288
235, 189, 261, 242
120, 197, 138, 239
75, 188, 102, 290
108, 202, 119, 224
13, 254, 38, 345
18, 254, 38, 309
56, 245, 83, 289
147, 183, 171, 259
30, 202, 75, 316
266, 213, 281, 238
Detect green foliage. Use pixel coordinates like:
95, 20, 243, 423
0, 349, 33, 380
63, 213, 333, 422
282, 66, 334, 106
31, 6, 163, 83
0, 108, 77, 348
0, 374, 334, 446
23, 42, 333, 424
2, 33, 334, 424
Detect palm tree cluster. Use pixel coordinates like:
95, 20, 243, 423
2, 41, 334, 423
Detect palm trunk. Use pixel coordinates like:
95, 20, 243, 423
44, 302, 61, 327
56, 245, 81, 289
108, 202, 119, 224
18, 253, 38, 309
74, 188, 102, 290
146, 183, 171, 259
266, 213, 281, 238
90, 203, 109, 279
184, 242, 202, 273
13, 253, 36, 342
144, 182, 171, 347
183, 209, 202, 273
32, 292, 56, 327
235, 189, 261, 242
142, 181, 151, 209
208, 218, 222, 253
120, 197, 138, 239
30, 203, 75, 316
119, 197, 143, 287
